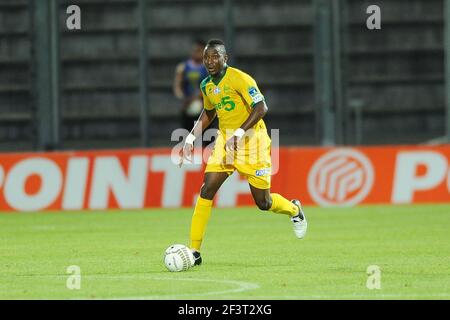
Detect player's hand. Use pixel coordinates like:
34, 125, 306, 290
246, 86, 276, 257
225, 136, 239, 152
179, 134, 195, 167
225, 128, 245, 152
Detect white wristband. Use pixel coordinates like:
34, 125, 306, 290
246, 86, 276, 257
185, 133, 196, 145
233, 128, 245, 139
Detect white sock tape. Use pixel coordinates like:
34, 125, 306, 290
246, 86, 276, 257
233, 128, 245, 139
185, 133, 196, 145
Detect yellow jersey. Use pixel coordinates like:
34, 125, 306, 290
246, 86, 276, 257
200, 66, 267, 137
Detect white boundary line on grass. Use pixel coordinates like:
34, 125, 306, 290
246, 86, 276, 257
5, 274, 450, 299
69, 275, 260, 300
234, 293, 450, 299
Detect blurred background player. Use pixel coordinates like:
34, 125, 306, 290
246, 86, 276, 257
179, 39, 308, 266
173, 39, 209, 132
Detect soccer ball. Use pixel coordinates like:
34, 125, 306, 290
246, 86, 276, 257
163, 244, 195, 272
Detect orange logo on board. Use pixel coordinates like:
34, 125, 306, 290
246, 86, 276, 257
308, 149, 375, 206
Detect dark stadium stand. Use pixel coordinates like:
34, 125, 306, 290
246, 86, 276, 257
0, 0, 445, 151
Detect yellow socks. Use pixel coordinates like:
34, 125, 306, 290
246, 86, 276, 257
189, 194, 296, 252
269, 193, 299, 217
190, 196, 213, 252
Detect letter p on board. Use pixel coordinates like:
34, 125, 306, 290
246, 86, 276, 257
392, 151, 448, 203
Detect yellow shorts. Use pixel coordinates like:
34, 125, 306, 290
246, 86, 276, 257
205, 130, 272, 189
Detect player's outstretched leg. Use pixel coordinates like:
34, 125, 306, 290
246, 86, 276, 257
249, 185, 307, 239
190, 172, 230, 265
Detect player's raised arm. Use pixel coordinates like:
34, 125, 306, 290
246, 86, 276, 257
190, 107, 216, 139
225, 100, 268, 152
224, 70, 267, 151
240, 100, 268, 131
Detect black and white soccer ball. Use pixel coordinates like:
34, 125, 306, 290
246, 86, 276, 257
163, 244, 195, 272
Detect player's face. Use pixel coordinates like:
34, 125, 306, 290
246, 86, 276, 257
203, 46, 227, 77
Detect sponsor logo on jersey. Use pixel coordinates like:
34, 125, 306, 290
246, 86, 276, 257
248, 86, 264, 104
255, 168, 271, 176
249, 87, 258, 96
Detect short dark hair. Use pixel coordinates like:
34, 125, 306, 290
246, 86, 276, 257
194, 38, 206, 47
206, 39, 226, 55
206, 39, 225, 47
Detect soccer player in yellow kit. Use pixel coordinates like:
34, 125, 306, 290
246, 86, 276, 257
179, 39, 307, 265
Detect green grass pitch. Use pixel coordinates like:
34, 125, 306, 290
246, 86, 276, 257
1, 204, 449, 300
